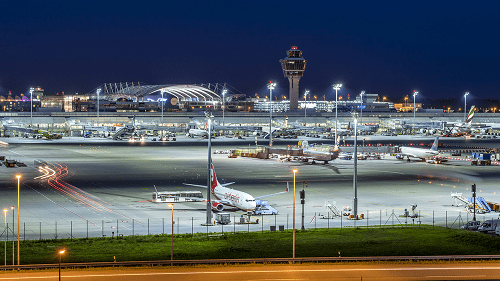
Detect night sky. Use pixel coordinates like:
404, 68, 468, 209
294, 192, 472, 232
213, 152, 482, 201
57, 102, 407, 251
1, 1, 499, 104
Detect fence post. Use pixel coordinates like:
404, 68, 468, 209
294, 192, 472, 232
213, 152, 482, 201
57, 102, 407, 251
315, 212, 317, 229
23, 222, 25, 241
380, 210, 381, 228
446, 211, 447, 228
261, 214, 263, 233
39, 222, 41, 240
367, 210, 368, 228
132, 219, 134, 236
148, 218, 150, 236
419, 211, 421, 227
341, 212, 342, 231
287, 213, 289, 230
117, 219, 119, 236
71, 221, 73, 240
233, 216, 235, 234
327, 213, 329, 230
433, 211, 434, 229
55, 221, 57, 239
87, 220, 88, 239
163, 218, 164, 235
177, 218, 179, 234
102, 220, 104, 237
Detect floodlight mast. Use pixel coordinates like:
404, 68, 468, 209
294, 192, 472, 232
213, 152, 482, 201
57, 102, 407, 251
222, 89, 228, 127
413, 91, 418, 122
267, 81, 276, 147
351, 111, 359, 218
464, 92, 470, 120
29, 87, 34, 129
360, 91, 365, 125
332, 84, 342, 143
96, 88, 101, 126
304, 90, 309, 125
205, 110, 214, 226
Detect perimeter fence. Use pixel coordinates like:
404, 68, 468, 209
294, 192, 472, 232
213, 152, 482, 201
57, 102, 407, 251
0, 209, 491, 241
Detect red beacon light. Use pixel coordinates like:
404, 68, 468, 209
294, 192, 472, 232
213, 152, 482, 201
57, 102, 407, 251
291, 46, 297, 50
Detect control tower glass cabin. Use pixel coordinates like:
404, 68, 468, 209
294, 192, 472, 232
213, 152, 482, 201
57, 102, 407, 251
280, 46, 307, 110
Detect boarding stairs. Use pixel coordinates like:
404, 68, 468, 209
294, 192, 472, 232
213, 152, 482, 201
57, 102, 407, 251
451, 192, 490, 214
325, 201, 342, 217
112, 127, 135, 140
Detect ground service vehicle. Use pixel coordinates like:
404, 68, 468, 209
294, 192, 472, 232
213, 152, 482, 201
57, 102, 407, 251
471, 153, 492, 166
478, 219, 500, 233
215, 213, 231, 225
461, 220, 481, 231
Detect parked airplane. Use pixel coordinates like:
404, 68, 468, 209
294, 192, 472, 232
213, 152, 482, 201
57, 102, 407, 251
299, 140, 340, 164
397, 137, 440, 161
187, 129, 209, 138
444, 106, 475, 135
183, 163, 288, 212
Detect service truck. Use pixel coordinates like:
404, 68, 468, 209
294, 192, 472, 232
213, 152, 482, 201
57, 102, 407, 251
471, 153, 492, 166
478, 219, 500, 233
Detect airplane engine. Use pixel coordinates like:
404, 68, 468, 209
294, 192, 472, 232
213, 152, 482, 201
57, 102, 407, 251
212, 202, 224, 211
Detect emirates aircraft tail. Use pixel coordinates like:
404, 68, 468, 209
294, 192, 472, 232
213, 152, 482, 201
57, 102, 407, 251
465, 105, 475, 125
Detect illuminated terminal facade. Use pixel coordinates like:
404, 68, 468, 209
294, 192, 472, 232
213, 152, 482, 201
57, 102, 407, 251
0, 83, 396, 114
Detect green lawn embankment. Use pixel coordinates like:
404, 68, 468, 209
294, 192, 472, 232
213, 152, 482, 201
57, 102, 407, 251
5, 226, 500, 264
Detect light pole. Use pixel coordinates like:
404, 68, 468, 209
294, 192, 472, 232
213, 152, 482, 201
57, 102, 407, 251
304, 90, 309, 125
222, 89, 227, 127
96, 88, 101, 126
16, 175, 21, 266
332, 84, 342, 143
3, 208, 6, 266
464, 92, 469, 121
161, 90, 164, 126
292, 168, 298, 260
205, 110, 214, 226
351, 111, 359, 218
58, 249, 65, 281
29, 87, 34, 130
168, 204, 174, 261
359, 91, 365, 125
413, 91, 418, 123
11, 206, 14, 266
267, 81, 276, 147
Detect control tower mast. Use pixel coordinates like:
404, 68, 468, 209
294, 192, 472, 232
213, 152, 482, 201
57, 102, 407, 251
280, 46, 307, 110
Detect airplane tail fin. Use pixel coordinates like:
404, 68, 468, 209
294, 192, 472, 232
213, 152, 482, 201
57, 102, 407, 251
210, 163, 220, 193
286, 182, 289, 193
299, 140, 309, 148
430, 137, 439, 151
466, 105, 475, 125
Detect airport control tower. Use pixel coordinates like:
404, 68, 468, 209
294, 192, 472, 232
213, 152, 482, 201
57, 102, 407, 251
280, 46, 307, 110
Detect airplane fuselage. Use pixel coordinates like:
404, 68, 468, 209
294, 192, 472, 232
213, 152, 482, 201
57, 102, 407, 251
213, 184, 256, 211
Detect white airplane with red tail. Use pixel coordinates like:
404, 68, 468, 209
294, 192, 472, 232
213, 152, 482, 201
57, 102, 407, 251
183, 163, 288, 213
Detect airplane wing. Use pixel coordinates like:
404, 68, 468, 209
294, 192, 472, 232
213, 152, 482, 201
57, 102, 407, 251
183, 182, 235, 188
254, 183, 289, 200
183, 183, 207, 188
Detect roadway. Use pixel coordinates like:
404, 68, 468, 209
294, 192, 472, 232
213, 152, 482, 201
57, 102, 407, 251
1, 262, 500, 280
0, 135, 499, 240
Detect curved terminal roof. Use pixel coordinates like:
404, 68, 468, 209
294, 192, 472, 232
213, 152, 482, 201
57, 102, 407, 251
88, 83, 224, 102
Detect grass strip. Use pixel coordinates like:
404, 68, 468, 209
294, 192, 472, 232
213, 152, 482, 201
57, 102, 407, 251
3, 226, 500, 265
